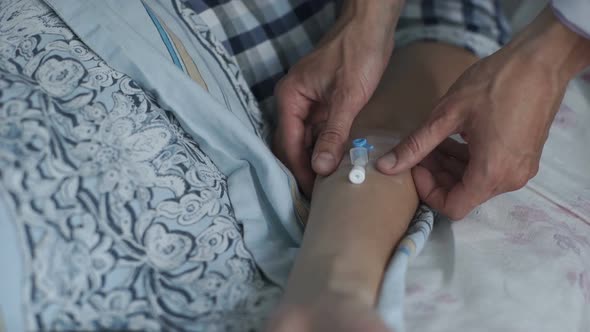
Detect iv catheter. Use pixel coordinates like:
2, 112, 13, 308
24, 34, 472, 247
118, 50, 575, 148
348, 138, 373, 184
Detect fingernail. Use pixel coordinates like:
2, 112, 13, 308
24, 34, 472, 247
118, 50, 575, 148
312, 152, 335, 174
378, 153, 397, 170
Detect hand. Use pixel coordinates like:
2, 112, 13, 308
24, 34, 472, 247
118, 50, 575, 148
266, 292, 391, 332
273, 0, 403, 196
376, 7, 590, 220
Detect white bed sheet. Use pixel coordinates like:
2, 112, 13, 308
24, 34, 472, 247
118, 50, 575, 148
400, 5, 590, 330
402, 72, 590, 332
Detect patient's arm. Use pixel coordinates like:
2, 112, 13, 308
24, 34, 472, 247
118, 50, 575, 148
268, 43, 478, 331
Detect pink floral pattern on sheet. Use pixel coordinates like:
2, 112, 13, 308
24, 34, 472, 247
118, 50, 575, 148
434, 293, 458, 304
553, 221, 590, 255
510, 205, 551, 223
566, 270, 590, 304
502, 205, 549, 245
504, 204, 590, 256
553, 104, 576, 130
582, 271, 590, 304
550, 222, 589, 257
412, 302, 436, 316
554, 233, 582, 255
571, 189, 590, 218
406, 284, 424, 296
504, 231, 535, 245
406, 291, 460, 317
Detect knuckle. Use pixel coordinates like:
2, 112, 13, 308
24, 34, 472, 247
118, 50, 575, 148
508, 170, 530, 191
275, 77, 292, 99
331, 85, 365, 109
528, 163, 540, 179
404, 134, 423, 157
433, 99, 462, 128
436, 95, 462, 116
317, 126, 345, 146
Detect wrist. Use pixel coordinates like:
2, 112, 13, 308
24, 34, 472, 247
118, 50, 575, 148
511, 6, 590, 83
284, 251, 383, 306
339, 0, 404, 35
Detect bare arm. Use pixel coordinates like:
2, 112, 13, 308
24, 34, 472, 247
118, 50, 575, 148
285, 137, 418, 306
269, 43, 478, 331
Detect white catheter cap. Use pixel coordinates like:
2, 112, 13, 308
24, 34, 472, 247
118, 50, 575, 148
348, 165, 366, 184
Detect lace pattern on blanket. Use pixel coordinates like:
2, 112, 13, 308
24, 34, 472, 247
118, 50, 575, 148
0, 0, 280, 330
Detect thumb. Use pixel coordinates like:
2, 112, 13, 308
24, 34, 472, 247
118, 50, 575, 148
311, 108, 355, 176
377, 111, 459, 175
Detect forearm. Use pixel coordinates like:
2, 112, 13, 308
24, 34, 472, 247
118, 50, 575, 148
326, 0, 405, 61
338, 0, 405, 33
284, 138, 417, 306
283, 43, 479, 306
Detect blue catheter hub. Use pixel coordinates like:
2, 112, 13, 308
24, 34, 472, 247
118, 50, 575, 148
352, 137, 374, 150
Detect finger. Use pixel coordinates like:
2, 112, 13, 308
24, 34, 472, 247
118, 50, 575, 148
418, 148, 466, 179
415, 153, 491, 220
432, 170, 457, 190
304, 124, 313, 150
412, 165, 453, 210
377, 102, 461, 175
442, 159, 494, 220
275, 115, 315, 196
436, 153, 466, 180
437, 138, 469, 162
311, 81, 369, 175
413, 165, 459, 205
311, 119, 326, 145
305, 104, 329, 148
417, 151, 444, 173
275, 78, 316, 195
275, 77, 312, 119
311, 107, 356, 175
308, 105, 329, 126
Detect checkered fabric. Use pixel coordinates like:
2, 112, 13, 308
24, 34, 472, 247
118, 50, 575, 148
183, 0, 510, 115
182, 0, 336, 115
